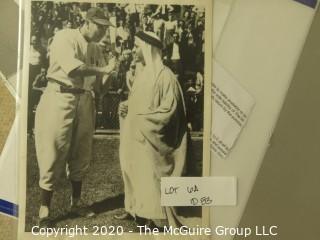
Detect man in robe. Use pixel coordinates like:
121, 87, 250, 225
117, 31, 191, 227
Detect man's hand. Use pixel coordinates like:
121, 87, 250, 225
70, 58, 117, 78
102, 57, 118, 85
103, 57, 117, 75
118, 101, 128, 118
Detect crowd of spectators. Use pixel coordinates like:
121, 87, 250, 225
28, 2, 205, 133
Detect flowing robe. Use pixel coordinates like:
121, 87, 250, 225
119, 65, 188, 222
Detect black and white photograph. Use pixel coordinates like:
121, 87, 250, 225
18, 0, 212, 237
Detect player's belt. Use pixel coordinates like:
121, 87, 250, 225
60, 86, 85, 94
48, 78, 86, 94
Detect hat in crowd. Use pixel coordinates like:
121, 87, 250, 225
135, 31, 163, 50
86, 7, 114, 27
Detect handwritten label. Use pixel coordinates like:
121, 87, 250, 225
161, 177, 237, 206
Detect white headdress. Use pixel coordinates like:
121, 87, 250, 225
135, 31, 164, 85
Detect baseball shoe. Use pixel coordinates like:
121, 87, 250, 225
37, 216, 54, 228
37, 205, 53, 228
70, 199, 95, 218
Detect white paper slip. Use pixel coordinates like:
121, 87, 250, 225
161, 177, 237, 206
211, 61, 255, 158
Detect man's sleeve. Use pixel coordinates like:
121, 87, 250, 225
50, 32, 84, 76
137, 70, 186, 153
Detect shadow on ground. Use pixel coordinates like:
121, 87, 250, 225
25, 135, 203, 232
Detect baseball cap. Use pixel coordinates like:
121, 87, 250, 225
86, 7, 114, 27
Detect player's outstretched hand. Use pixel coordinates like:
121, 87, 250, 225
104, 56, 117, 74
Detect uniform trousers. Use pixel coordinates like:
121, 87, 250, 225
35, 81, 95, 191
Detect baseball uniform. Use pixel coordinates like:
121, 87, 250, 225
35, 28, 95, 191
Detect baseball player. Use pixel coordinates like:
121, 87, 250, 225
34, 7, 115, 226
